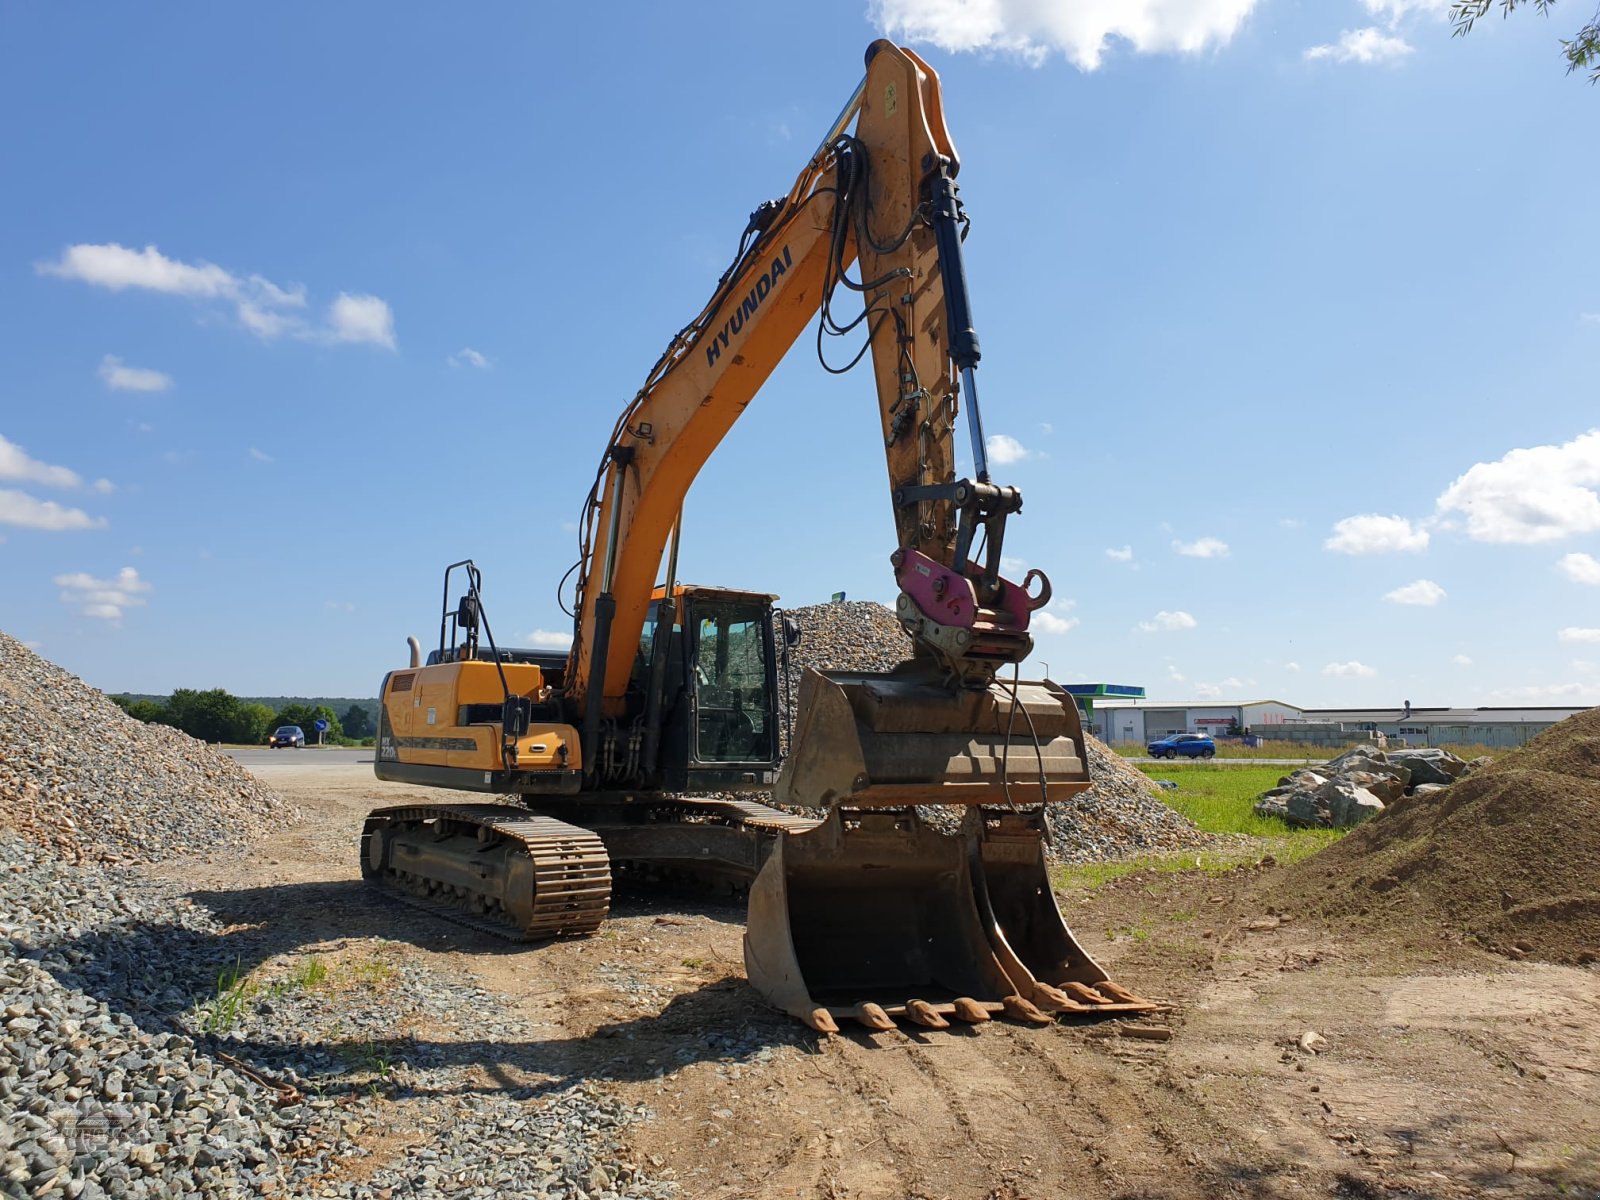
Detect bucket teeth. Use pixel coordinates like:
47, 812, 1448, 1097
1002, 994, 1055, 1025
806, 1007, 840, 1035
854, 1002, 896, 1032
904, 1000, 950, 1029
1095, 980, 1142, 1004
1029, 983, 1077, 1013
951, 997, 991, 1024
1061, 981, 1113, 1006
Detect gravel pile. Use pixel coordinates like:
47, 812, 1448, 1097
0, 631, 298, 865
0, 833, 332, 1198
0, 831, 678, 1199
776, 600, 1209, 863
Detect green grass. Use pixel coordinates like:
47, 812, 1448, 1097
1050, 763, 1343, 893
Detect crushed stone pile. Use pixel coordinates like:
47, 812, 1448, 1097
776, 600, 1210, 863
1281, 708, 1600, 965
0, 630, 299, 865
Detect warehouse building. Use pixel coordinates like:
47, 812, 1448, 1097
1080, 698, 1588, 749
1300, 706, 1588, 749
1087, 699, 1303, 747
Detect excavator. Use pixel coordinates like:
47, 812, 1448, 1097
363, 40, 1157, 1033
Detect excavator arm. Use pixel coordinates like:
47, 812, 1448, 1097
568, 42, 1038, 735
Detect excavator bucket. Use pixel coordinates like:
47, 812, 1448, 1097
744, 808, 1162, 1032
773, 666, 1092, 809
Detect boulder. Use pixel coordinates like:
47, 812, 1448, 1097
1326, 754, 1410, 791
1321, 779, 1385, 828
1388, 748, 1465, 786
1326, 745, 1388, 772
1343, 769, 1406, 805
1276, 768, 1328, 790
1461, 755, 1493, 778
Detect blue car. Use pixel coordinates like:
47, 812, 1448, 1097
1147, 733, 1215, 760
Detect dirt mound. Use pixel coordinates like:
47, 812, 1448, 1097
1282, 708, 1600, 965
0, 630, 299, 864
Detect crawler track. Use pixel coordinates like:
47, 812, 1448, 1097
360, 804, 612, 940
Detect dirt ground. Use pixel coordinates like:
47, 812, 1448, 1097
154, 760, 1600, 1199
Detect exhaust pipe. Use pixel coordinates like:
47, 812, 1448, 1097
407, 635, 422, 669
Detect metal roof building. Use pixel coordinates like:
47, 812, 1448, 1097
1299, 706, 1588, 749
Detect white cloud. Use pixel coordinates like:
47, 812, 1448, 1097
1284, 662, 1302, 673
38, 243, 235, 296
1558, 627, 1600, 644
1383, 578, 1446, 607
1136, 610, 1197, 633
871, 0, 1258, 71
1323, 660, 1377, 678
985, 433, 1030, 465
1166, 664, 1186, 682
0, 434, 81, 489
1324, 513, 1429, 554
98, 355, 172, 393
1556, 552, 1600, 585
1219, 676, 1247, 690
328, 293, 396, 349
324, 600, 356, 612
1452, 653, 1473, 666
1193, 682, 1222, 699
1304, 27, 1414, 63
449, 347, 491, 369
55, 566, 151, 622
1359, 0, 1449, 22
1000, 555, 1027, 574
1039, 422, 1054, 435
1172, 536, 1229, 559
1278, 517, 1304, 529
1435, 430, 1600, 544
92, 478, 115, 495
527, 628, 573, 649
1104, 545, 1133, 563
1033, 604, 1079, 635
38, 242, 389, 349
247, 448, 274, 463
0, 490, 106, 531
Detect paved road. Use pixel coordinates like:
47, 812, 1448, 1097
1126, 757, 1326, 766
226, 747, 372, 769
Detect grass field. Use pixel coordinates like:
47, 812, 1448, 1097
1053, 762, 1343, 891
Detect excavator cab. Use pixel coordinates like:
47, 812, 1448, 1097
641, 585, 785, 793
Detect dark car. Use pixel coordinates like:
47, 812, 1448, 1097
1147, 733, 1215, 760
269, 725, 306, 749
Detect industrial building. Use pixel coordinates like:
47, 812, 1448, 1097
1086, 699, 1302, 747
1076, 696, 1589, 750
1300, 706, 1587, 749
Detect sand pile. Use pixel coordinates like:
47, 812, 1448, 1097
1283, 707, 1600, 965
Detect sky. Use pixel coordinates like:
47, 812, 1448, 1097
1, 0, 1597, 707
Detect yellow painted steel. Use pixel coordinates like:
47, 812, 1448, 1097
569, 41, 961, 717
381, 661, 580, 771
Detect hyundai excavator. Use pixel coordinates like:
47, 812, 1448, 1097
363, 40, 1157, 1033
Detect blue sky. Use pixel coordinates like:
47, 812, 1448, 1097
1, 1, 1596, 706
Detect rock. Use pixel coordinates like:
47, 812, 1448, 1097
1388, 748, 1466, 787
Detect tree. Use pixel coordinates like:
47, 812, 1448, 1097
340, 704, 373, 739
113, 696, 174, 726
166, 688, 249, 744
1451, 1, 1600, 82
236, 702, 277, 745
